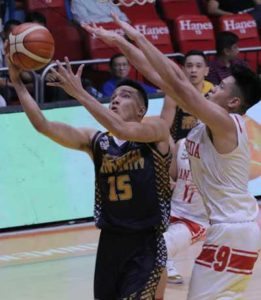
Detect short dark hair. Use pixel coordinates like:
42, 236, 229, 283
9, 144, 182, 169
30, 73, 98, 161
25, 11, 47, 26
216, 31, 239, 56
231, 64, 261, 113
3, 19, 21, 39
116, 78, 149, 111
184, 49, 208, 65
109, 53, 126, 68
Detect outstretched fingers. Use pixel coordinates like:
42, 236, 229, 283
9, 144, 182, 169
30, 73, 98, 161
111, 13, 140, 41
47, 66, 64, 87
76, 64, 84, 78
64, 56, 73, 74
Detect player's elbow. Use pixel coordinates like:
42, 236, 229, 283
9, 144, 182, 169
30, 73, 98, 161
32, 118, 50, 135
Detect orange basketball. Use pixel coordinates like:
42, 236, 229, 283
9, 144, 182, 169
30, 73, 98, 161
8, 23, 55, 71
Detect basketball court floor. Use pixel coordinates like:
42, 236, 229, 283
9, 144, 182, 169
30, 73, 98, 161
1, 207, 261, 300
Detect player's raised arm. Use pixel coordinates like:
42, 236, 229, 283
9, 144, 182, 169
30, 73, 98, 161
107, 17, 243, 141
48, 58, 169, 144
160, 95, 177, 129
82, 22, 172, 95
7, 56, 97, 154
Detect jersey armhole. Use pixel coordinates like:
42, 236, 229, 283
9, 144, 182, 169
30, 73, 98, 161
91, 131, 102, 156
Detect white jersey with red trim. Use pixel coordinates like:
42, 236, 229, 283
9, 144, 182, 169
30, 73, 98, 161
171, 139, 209, 227
186, 114, 258, 223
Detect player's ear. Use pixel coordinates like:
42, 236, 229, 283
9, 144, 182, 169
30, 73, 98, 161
228, 96, 241, 110
138, 106, 146, 117
204, 66, 210, 77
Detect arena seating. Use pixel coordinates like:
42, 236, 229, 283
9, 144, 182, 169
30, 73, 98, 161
6, 0, 261, 103
25, 0, 67, 23
172, 15, 215, 53
132, 19, 174, 53
25, 0, 86, 61
218, 14, 261, 72
156, 0, 200, 21
84, 22, 124, 60
120, 1, 159, 22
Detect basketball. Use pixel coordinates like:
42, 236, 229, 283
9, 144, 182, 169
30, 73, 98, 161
8, 23, 55, 71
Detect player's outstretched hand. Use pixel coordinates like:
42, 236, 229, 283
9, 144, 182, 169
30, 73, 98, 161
81, 22, 120, 46
111, 13, 142, 42
47, 57, 85, 100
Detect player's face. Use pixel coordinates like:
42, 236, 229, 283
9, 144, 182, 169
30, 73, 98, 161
111, 56, 130, 79
183, 55, 208, 86
206, 76, 237, 108
109, 85, 145, 121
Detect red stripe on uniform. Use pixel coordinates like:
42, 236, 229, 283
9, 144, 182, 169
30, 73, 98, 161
227, 269, 252, 275
195, 261, 212, 268
232, 248, 259, 256
196, 248, 215, 263
195, 245, 259, 275
229, 253, 258, 271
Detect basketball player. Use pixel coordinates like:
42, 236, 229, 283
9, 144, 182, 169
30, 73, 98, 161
158, 50, 213, 284
155, 134, 209, 299
159, 54, 212, 285
162, 50, 213, 143
83, 16, 261, 299
7, 56, 172, 299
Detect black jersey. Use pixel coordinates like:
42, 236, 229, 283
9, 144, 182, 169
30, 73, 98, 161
170, 107, 198, 142
91, 131, 172, 233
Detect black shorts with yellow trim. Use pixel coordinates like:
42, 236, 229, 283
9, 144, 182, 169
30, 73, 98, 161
94, 228, 167, 300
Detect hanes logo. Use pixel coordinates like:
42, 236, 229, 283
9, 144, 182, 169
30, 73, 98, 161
223, 20, 256, 34
134, 24, 169, 40
179, 20, 213, 35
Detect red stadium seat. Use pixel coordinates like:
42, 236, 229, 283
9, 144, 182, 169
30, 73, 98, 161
25, 0, 86, 61
51, 24, 85, 61
132, 19, 174, 53
173, 15, 215, 53
25, 0, 67, 24
25, 0, 65, 10
84, 23, 125, 60
119, 2, 159, 22
156, 0, 200, 21
218, 14, 261, 72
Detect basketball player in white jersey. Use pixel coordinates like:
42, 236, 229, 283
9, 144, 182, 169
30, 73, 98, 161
83, 16, 261, 299
160, 50, 213, 285
155, 136, 209, 299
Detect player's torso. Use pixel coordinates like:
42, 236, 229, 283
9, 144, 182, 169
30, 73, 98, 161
92, 132, 172, 231
186, 116, 258, 223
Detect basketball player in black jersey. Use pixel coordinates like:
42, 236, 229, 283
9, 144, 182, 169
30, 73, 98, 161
7, 55, 172, 299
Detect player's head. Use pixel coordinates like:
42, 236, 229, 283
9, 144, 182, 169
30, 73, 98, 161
109, 53, 130, 79
207, 65, 261, 114
2, 19, 21, 40
216, 31, 239, 60
183, 50, 209, 87
109, 79, 148, 121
